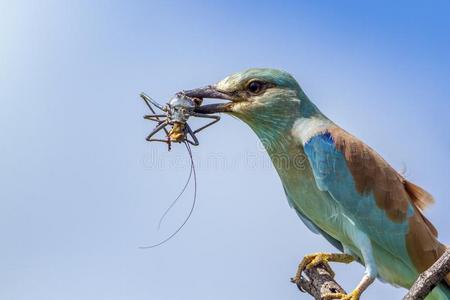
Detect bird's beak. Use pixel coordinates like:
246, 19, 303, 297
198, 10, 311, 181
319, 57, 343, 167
180, 85, 235, 114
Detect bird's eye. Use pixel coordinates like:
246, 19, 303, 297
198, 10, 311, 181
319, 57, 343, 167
247, 81, 264, 94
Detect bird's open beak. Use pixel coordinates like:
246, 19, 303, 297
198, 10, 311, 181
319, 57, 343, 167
180, 85, 235, 114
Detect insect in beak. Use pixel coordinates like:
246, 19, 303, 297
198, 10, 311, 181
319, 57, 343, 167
140, 91, 223, 248
184, 85, 235, 114
140, 92, 221, 150
139, 87, 230, 248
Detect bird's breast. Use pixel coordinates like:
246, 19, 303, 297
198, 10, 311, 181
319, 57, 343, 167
269, 145, 349, 241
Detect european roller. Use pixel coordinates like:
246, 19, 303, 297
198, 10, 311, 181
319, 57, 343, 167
183, 68, 450, 300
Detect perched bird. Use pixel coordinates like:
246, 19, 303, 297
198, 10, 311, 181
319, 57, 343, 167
184, 68, 450, 300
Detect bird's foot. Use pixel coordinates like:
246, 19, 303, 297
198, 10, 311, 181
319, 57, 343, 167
323, 288, 361, 300
291, 252, 355, 284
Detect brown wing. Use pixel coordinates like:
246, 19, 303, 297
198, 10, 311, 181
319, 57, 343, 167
328, 126, 448, 284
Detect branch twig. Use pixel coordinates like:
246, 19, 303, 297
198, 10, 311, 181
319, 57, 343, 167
403, 248, 450, 300
292, 263, 346, 300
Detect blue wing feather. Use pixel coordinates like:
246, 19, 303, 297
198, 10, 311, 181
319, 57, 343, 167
303, 132, 412, 263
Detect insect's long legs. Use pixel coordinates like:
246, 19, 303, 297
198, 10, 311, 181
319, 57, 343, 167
146, 121, 169, 141
144, 114, 166, 119
144, 114, 167, 122
140, 93, 165, 111
141, 93, 221, 148
141, 93, 170, 145
191, 113, 221, 134
185, 124, 199, 146
147, 138, 170, 143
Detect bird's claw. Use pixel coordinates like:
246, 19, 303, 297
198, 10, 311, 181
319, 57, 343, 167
323, 289, 361, 300
291, 253, 336, 285
291, 252, 355, 285
304, 253, 336, 276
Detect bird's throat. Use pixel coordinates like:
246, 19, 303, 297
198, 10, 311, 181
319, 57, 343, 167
237, 112, 307, 179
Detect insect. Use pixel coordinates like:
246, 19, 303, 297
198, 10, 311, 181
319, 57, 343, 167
139, 91, 220, 249
140, 92, 220, 150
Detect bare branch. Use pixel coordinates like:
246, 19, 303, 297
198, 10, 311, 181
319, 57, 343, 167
404, 248, 450, 300
292, 263, 346, 300
292, 249, 450, 300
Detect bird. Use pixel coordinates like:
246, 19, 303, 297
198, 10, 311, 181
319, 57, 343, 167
182, 68, 450, 300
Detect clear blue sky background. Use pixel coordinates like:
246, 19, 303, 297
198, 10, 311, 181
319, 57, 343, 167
1, 1, 449, 300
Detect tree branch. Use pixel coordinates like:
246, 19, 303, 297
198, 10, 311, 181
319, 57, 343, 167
403, 248, 450, 300
292, 263, 346, 300
292, 249, 450, 300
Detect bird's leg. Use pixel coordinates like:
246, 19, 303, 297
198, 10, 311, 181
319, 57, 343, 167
322, 231, 377, 300
291, 252, 355, 284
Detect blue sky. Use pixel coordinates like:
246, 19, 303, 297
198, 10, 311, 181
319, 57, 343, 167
0, 1, 449, 300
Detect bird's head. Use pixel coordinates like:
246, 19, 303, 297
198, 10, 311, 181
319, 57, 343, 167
184, 68, 317, 127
